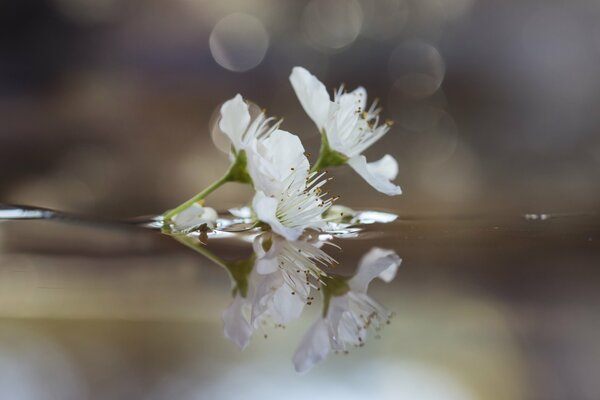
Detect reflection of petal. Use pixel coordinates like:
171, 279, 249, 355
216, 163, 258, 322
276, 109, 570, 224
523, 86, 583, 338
289, 67, 331, 130
337, 310, 365, 345
352, 210, 398, 224
250, 272, 279, 325
350, 248, 402, 293
219, 94, 251, 150
252, 234, 281, 274
272, 284, 305, 324
347, 155, 402, 196
292, 318, 331, 373
222, 296, 252, 350
250, 272, 306, 326
254, 255, 279, 274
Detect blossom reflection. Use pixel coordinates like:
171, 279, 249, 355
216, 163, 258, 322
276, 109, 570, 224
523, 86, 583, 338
176, 225, 400, 372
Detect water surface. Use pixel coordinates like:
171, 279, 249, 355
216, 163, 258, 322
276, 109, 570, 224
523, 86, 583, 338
0, 213, 598, 400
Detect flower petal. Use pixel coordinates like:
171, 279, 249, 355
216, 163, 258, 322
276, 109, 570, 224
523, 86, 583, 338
171, 204, 217, 230
252, 191, 303, 241
247, 129, 309, 196
337, 86, 366, 112
347, 155, 402, 196
228, 206, 253, 219
292, 318, 331, 373
349, 247, 402, 293
369, 154, 399, 180
222, 295, 253, 350
219, 94, 251, 151
289, 67, 331, 130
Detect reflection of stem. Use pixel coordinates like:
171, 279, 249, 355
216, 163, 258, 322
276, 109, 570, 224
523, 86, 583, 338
172, 234, 255, 298
163, 172, 231, 222
172, 234, 230, 272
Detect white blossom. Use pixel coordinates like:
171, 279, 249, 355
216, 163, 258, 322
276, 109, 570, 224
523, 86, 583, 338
170, 203, 218, 232
290, 66, 401, 196
247, 130, 333, 241
218, 94, 281, 156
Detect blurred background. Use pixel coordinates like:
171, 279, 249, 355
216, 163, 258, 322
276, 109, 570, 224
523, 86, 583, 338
0, 0, 599, 399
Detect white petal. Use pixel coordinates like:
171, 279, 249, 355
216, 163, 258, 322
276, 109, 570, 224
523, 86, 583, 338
222, 295, 253, 350
228, 206, 253, 219
246, 130, 309, 196
252, 191, 303, 241
347, 155, 402, 196
292, 318, 331, 373
289, 67, 331, 130
350, 247, 402, 293
219, 94, 251, 151
201, 207, 218, 227
171, 204, 217, 230
351, 86, 367, 110
337, 86, 366, 112
261, 130, 309, 179
368, 154, 399, 180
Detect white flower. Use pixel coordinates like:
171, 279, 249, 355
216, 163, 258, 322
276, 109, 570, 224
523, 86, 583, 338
247, 129, 333, 241
246, 129, 310, 196
170, 203, 218, 232
218, 94, 281, 156
222, 232, 336, 350
292, 247, 401, 373
289, 66, 402, 196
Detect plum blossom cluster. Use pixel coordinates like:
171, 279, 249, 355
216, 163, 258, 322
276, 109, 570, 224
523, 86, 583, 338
162, 67, 402, 372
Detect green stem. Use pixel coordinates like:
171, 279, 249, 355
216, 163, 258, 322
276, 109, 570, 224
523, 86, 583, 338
163, 150, 252, 223
163, 171, 231, 222
310, 153, 328, 173
310, 130, 348, 173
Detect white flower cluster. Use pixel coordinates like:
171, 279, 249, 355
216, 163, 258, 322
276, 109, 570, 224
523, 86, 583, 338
163, 67, 402, 372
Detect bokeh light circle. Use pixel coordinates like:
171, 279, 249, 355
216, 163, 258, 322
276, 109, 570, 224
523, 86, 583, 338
302, 0, 364, 51
389, 40, 445, 98
209, 13, 270, 72
358, 0, 409, 40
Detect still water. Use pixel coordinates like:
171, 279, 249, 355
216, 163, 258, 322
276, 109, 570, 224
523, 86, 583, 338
0, 209, 598, 400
